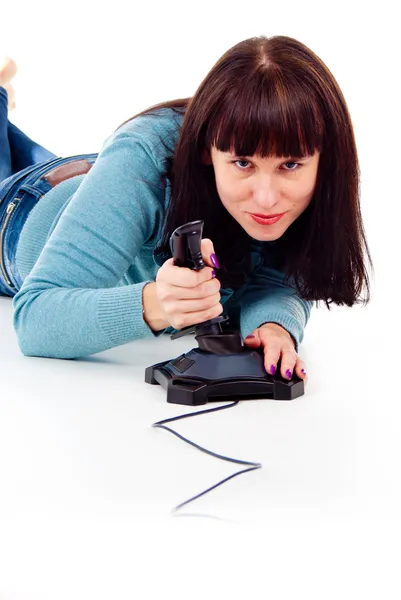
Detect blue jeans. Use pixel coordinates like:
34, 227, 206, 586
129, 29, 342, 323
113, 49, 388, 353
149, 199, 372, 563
0, 86, 98, 296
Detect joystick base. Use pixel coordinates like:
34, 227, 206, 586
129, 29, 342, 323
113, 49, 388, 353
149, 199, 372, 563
145, 346, 304, 405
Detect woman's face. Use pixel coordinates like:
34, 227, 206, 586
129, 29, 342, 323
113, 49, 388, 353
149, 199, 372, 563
204, 146, 320, 241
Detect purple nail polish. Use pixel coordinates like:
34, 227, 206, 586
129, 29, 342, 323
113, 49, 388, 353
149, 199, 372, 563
211, 269, 216, 278
270, 365, 276, 375
285, 369, 292, 379
210, 253, 220, 269
301, 369, 306, 374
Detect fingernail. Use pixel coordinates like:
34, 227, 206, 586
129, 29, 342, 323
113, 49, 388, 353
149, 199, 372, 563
270, 365, 276, 375
301, 369, 306, 375
211, 269, 216, 278
246, 334, 255, 339
210, 253, 220, 269
285, 369, 292, 379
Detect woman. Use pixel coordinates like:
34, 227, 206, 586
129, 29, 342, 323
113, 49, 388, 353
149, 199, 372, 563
0, 36, 372, 382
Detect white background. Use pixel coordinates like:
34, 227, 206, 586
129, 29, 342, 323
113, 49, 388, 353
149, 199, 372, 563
1, 1, 400, 598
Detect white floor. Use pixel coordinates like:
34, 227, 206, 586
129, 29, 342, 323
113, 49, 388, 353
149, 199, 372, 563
1, 282, 399, 598
1, 1, 399, 593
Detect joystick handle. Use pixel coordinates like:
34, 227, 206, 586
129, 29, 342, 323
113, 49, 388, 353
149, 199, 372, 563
169, 220, 228, 340
169, 220, 205, 270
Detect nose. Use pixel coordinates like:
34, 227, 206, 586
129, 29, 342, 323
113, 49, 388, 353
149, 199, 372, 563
253, 176, 280, 210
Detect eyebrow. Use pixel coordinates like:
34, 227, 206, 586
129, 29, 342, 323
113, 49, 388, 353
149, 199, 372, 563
226, 152, 312, 160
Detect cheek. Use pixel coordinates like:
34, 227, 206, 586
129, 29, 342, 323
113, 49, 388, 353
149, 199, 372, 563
301, 170, 319, 199
215, 173, 244, 204
288, 180, 315, 205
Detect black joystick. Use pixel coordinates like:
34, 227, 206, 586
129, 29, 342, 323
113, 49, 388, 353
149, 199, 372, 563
145, 220, 304, 405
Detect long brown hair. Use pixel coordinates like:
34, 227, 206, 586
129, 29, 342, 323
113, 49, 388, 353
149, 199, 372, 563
116, 35, 373, 308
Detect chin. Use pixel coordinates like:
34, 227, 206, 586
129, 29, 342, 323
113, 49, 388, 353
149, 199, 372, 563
253, 231, 282, 241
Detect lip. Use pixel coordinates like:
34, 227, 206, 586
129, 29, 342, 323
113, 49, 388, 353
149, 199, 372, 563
249, 212, 286, 225
251, 212, 285, 218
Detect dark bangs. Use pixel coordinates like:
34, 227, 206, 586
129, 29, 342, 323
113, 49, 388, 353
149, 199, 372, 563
204, 69, 325, 159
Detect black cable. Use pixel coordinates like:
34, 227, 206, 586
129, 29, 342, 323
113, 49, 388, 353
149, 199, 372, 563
152, 401, 262, 512
173, 466, 261, 512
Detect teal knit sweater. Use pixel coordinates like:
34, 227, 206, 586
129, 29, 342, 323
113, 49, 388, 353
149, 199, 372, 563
12, 108, 313, 359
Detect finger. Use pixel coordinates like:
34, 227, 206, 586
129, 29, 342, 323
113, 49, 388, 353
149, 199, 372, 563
201, 238, 220, 270
164, 258, 216, 288
174, 275, 221, 300
173, 302, 224, 331
294, 358, 308, 384
243, 329, 261, 348
279, 346, 299, 380
262, 339, 282, 376
172, 292, 222, 314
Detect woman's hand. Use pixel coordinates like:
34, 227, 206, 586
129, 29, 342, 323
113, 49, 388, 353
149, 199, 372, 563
243, 322, 308, 383
154, 238, 223, 331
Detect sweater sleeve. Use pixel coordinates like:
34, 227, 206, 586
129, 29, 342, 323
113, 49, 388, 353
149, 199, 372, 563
12, 129, 168, 359
234, 265, 314, 352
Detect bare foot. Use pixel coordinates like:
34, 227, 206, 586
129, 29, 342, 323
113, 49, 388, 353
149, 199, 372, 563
0, 56, 17, 110
0, 56, 17, 85
3, 83, 16, 110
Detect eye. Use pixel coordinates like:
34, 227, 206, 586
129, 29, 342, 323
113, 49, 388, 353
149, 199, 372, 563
232, 159, 252, 170
232, 159, 303, 171
282, 161, 302, 171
